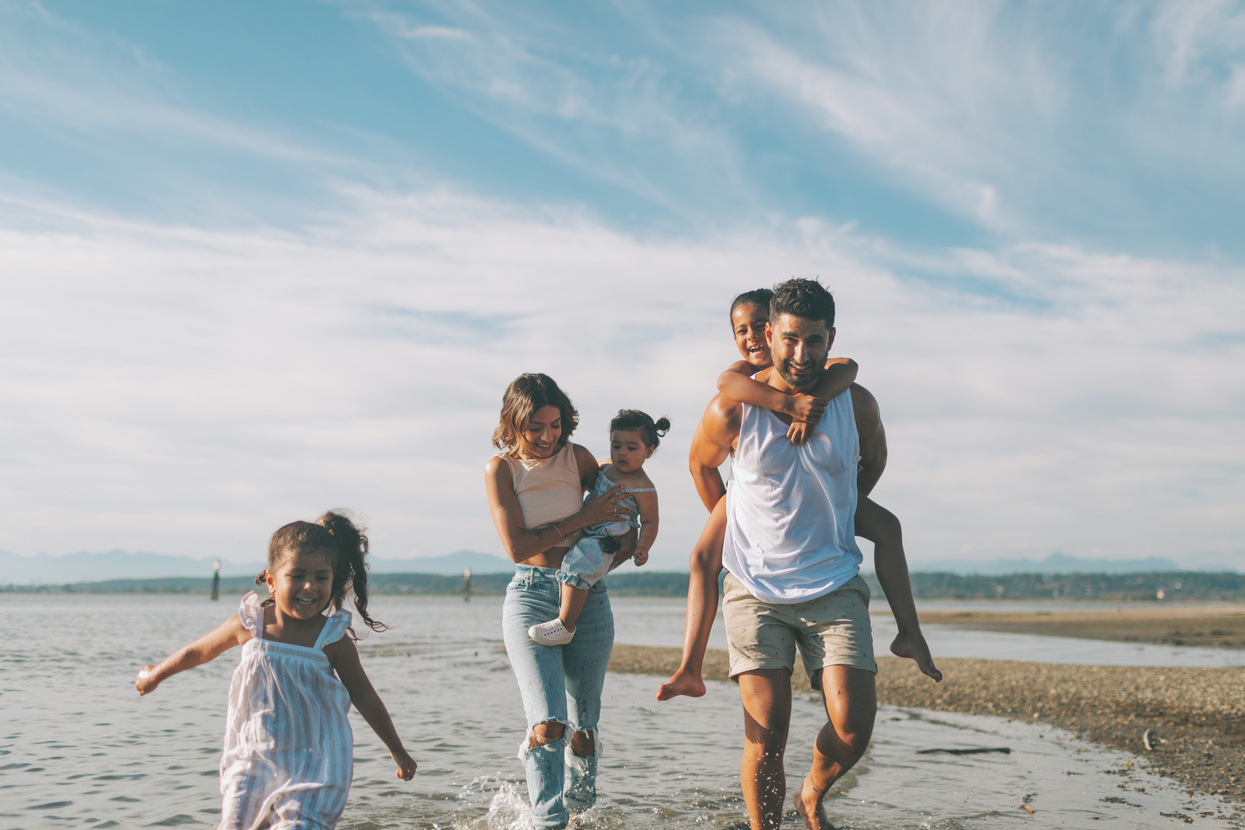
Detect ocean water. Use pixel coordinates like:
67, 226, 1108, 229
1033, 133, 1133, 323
2, 592, 1240, 830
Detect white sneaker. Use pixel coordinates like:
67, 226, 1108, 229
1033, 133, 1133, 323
529, 619, 575, 646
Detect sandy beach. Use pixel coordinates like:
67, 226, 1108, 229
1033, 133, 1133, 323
609, 606, 1245, 808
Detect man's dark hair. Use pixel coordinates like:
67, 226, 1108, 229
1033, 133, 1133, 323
729, 288, 773, 321
770, 278, 835, 329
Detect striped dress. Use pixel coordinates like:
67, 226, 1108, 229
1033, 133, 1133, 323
219, 592, 353, 830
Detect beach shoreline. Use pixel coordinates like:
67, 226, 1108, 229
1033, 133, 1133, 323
914, 605, 1245, 649
608, 644, 1245, 810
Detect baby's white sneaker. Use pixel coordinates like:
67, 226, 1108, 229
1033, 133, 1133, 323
528, 619, 575, 646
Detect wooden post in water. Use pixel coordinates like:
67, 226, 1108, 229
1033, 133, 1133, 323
463, 567, 472, 602
210, 559, 221, 601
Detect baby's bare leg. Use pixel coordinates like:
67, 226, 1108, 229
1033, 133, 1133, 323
559, 582, 590, 633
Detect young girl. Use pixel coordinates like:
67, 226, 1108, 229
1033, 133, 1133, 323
135, 511, 417, 829
528, 410, 668, 646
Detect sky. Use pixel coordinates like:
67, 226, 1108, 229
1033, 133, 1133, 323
1, 0, 1242, 572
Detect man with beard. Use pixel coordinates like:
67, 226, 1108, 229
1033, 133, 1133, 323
702, 278, 887, 830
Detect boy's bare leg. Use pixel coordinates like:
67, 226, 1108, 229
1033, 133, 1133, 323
558, 583, 589, 633
854, 498, 941, 682
793, 666, 876, 830
738, 669, 791, 830
658, 499, 727, 700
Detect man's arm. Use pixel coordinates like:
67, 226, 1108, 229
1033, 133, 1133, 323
688, 393, 740, 511
851, 384, 886, 497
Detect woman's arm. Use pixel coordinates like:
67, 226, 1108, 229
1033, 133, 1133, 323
484, 453, 626, 564
327, 638, 417, 780
135, 615, 249, 695
631, 490, 659, 566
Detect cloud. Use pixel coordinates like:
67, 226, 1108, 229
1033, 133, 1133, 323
346, 1, 753, 220
1, 183, 1242, 570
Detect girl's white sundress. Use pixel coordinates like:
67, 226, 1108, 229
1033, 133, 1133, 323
220, 592, 354, 830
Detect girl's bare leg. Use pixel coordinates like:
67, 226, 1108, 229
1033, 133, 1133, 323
658, 499, 727, 700
855, 497, 941, 681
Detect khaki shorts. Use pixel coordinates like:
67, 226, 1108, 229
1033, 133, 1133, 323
722, 572, 877, 689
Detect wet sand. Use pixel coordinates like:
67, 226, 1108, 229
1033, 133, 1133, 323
918, 605, 1245, 649
609, 645, 1245, 804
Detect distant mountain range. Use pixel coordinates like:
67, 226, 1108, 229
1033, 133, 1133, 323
1, 548, 1236, 586
0, 548, 514, 585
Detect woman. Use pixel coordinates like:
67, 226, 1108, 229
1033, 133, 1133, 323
484, 373, 634, 830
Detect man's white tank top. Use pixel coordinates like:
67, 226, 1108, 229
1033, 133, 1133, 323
722, 391, 864, 604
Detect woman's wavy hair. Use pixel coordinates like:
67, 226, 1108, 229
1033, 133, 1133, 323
492, 373, 579, 455
256, 510, 386, 638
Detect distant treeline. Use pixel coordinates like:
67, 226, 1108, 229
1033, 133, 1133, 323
4, 570, 1242, 602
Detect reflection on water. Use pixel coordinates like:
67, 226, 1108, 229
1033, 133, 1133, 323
2, 593, 1240, 829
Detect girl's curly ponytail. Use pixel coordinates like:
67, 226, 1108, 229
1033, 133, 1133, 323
317, 510, 387, 636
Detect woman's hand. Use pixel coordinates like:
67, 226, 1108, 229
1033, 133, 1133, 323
609, 526, 639, 570
578, 483, 628, 527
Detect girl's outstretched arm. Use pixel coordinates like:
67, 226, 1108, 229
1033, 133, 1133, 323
135, 615, 249, 695
327, 637, 417, 781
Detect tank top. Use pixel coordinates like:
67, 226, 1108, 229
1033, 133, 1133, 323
499, 444, 584, 536
722, 392, 864, 603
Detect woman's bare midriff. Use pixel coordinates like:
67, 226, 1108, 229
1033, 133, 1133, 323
524, 545, 573, 570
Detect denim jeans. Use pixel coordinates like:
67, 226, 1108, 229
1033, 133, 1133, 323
502, 565, 614, 829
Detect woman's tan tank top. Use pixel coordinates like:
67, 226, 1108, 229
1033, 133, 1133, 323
500, 444, 584, 536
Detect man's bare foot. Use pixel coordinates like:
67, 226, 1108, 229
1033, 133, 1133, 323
656, 670, 706, 701
890, 630, 942, 682
792, 779, 836, 830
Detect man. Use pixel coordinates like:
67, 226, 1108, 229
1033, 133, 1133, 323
698, 278, 892, 830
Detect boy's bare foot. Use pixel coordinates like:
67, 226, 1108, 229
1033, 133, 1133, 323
792, 779, 836, 830
890, 631, 942, 682
656, 670, 706, 701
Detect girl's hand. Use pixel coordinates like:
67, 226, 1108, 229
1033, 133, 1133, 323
783, 393, 825, 425
633, 549, 649, 566
786, 420, 812, 445
135, 665, 159, 696
393, 750, 417, 781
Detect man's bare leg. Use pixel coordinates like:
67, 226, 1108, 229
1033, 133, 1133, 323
658, 499, 727, 700
738, 669, 792, 830
792, 666, 876, 830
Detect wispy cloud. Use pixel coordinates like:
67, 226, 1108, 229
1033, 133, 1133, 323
346, 1, 753, 220
2, 184, 1241, 567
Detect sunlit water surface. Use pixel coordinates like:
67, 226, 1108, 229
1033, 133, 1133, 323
2, 593, 1240, 829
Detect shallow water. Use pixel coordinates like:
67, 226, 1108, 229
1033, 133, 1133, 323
2, 593, 1240, 829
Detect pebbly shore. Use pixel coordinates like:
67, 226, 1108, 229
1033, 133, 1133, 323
608, 645, 1245, 808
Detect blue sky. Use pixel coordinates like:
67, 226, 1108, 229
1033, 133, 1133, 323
1, 0, 1242, 571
